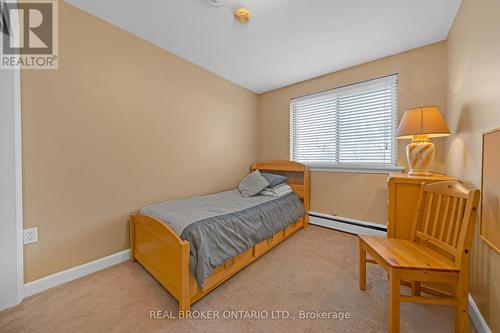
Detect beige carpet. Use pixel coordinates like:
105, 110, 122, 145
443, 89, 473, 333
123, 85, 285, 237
0, 226, 475, 333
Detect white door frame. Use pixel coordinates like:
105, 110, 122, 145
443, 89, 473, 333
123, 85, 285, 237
0, 0, 24, 310
14, 61, 24, 306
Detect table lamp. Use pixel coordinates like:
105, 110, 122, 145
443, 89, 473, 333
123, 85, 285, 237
396, 106, 450, 176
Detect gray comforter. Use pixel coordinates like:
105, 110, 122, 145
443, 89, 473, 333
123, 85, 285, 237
140, 189, 305, 287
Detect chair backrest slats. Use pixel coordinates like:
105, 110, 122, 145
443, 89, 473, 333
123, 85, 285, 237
431, 194, 443, 237
438, 195, 451, 240
422, 193, 434, 234
443, 197, 458, 243
411, 181, 480, 267
445, 197, 458, 244
452, 199, 465, 247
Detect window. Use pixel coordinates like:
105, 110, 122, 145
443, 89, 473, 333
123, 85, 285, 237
290, 74, 399, 171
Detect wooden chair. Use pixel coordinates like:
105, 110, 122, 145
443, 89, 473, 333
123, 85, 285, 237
359, 181, 480, 333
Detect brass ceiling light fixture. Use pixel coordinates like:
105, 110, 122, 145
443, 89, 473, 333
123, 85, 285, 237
234, 7, 250, 24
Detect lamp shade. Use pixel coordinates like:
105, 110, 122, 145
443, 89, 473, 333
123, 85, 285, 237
396, 106, 450, 139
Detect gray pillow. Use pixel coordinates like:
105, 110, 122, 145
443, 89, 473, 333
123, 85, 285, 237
261, 172, 288, 188
239, 170, 270, 197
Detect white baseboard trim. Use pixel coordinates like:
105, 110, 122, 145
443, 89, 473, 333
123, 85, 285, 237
309, 212, 387, 237
23, 249, 131, 298
469, 294, 492, 333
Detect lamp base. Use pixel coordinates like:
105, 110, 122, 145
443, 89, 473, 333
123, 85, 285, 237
406, 136, 435, 176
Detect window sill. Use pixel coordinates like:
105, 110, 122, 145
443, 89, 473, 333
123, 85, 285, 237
308, 165, 405, 174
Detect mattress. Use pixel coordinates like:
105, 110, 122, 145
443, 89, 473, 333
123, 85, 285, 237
140, 189, 306, 287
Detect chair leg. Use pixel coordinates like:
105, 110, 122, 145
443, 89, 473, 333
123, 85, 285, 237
388, 269, 401, 333
411, 281, 421, 296
455, 275, 469, 333
359, 240, 366, 291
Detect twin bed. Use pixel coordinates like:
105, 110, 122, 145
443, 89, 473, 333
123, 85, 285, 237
130, 160, 310, 312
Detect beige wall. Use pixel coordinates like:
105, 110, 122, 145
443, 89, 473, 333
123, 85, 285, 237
258, 42, 447, 224
21, 3, 258, 282
446, 0, 500, 330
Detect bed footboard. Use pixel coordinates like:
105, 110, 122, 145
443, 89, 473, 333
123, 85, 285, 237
130, 214, 191, 312
130, 214, 305, 313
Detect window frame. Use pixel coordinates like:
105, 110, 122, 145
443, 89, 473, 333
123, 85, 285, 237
290, 74, 403, 173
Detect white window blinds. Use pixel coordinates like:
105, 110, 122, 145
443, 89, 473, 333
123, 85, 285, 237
290, 74, 398, 170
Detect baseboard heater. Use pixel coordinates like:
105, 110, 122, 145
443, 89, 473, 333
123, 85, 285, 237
309, 211, 387, 237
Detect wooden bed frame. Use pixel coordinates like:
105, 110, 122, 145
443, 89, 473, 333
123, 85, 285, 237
130, 160, 310, 312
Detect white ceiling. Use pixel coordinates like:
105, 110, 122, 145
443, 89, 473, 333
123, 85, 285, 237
65, 0, 461, 94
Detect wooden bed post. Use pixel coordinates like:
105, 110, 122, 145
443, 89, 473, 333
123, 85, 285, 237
130, 216, 136, 262
303, 165, 310, 228
179, 240, 191, 314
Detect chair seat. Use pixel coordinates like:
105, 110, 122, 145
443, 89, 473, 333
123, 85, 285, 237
360, 235, 459, 272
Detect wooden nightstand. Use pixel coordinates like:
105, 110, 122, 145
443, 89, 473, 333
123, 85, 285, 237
387, 173, 454, 240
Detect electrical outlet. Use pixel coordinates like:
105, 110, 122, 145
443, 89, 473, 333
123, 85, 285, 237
23, 227, 38, 245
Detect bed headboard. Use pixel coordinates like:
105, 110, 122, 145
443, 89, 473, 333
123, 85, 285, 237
252, 160, 310, 213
